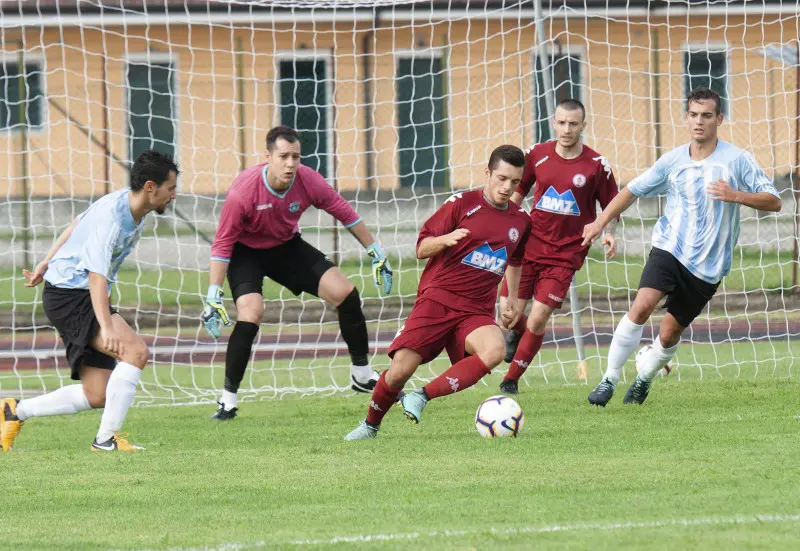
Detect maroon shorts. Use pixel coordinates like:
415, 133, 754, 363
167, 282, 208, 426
499, 259, 576, 309
387, 297, 497, 365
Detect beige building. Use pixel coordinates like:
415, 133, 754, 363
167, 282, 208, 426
1, 0, 798, 198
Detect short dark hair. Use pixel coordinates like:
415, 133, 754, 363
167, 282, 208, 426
488, 144, 526, 172
687, 87, 722, 115
555, 98, 586, 120
130, 150, 179, 192
266, 126, 301, 151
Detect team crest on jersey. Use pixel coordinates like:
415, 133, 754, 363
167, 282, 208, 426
288, 201, 301, 213
572, 174, 586, 188
508, 227, 519, 243
536, 186, 581, 216
461, 242, 508, 276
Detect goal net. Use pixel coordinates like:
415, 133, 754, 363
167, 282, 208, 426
1, 0, 798, 405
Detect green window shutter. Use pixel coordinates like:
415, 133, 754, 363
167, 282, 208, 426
396, 56, 446, 189
279, 59, 328, 178
127, 61, 176, 162
684, 50, 728, 116
0, 61, 44, 130
535, 52, 582, 142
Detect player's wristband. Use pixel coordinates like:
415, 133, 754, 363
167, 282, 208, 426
206, 284, 223, 302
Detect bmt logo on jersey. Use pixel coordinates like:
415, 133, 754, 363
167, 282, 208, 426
536, 186, 581, 216
462, 242, 508, 275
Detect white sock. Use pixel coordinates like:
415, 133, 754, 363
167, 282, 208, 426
350, 364, 373, 383
639, 338, 680, 381
96, 362, 142, 443
603, 315, 645, 385
16, 384, 91, 421
221, 390, 238, 410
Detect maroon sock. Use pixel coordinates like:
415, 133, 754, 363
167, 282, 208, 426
505, 331, 544, 382
423, 356, 491, 399
365, 371, 402, 426
512, 314, 528, 335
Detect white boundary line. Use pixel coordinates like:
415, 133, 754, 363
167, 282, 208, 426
131, 513, 800, 550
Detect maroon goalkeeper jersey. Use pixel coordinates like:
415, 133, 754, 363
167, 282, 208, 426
210, 163, 361, 261
415, 189, 531, 315
518, 141, 618, 269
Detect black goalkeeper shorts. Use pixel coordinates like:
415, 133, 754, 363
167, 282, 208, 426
638, 247, 720, 328
227, 234, 336, 301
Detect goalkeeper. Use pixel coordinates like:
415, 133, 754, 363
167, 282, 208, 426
202, 126, 393, 420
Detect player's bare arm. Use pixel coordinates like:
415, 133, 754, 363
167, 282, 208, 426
416, 228, 471, 259
208, 259, 228, 288
346, 220, 377, 248
510, 191, 525, 206
582, 187, 637, 247
601, 217, 618, 259
88, 272, 123, 359
23, 217, 79, 287
500, 264, 524, 329
706, 179, 782, 211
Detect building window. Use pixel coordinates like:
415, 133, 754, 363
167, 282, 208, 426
0, 60, 44, 130
396, 55, 447, 190
534, 49, 583, 142
684, 49, 729, 116
127, 60, 177, 162
279, 58, 329, 178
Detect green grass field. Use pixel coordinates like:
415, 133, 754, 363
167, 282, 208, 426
4, 341, 800, 549
1, 249, 795, 317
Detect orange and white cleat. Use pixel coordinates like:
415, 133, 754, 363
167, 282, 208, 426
91, 432, 144, 452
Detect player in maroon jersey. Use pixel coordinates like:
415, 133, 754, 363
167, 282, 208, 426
497, 99, 619, 395
344, 145, 532, 440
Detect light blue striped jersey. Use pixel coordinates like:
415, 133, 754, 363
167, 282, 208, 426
627, 140, 779, 283
44, 189, 145, 292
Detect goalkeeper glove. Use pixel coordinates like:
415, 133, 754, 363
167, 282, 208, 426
201, 284, 232, 339
366, 242, 393, 294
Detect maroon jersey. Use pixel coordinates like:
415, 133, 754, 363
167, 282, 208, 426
518, 141, 618, 269
415, 189, 531, 315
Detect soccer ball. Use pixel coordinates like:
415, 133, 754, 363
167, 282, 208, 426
635, 344, 672, 376
474, 395, 524, 438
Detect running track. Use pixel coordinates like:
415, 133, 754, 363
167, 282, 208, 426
2, 320, 797, 371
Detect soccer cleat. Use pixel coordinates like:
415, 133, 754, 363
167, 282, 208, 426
91, 432, 143, 452
210, 401, 238, 421
499, 378, 519, 396
623, 376, 652, 405
0, 398, 23, 452
399, 389, 429, 424
588, 378, 616, 407
344, 420, 378, 441
504, 330, 522, 363
351, 370, 380, 393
